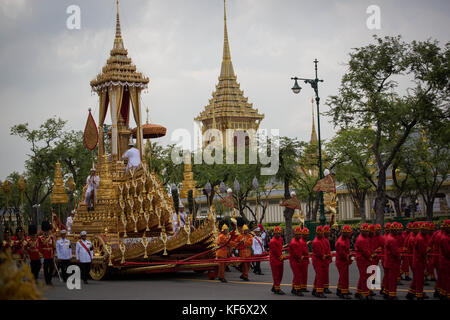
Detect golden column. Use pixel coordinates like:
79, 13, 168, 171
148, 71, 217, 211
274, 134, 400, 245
50, 162, 68, 219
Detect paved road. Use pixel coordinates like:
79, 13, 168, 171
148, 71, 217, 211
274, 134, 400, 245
43, 261, 438, 300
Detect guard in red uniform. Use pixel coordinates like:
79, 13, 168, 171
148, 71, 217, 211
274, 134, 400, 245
372, 224, 384, 266
385, 222, 402, 300
355, 223, 373, 300
322, 225, 332, 294
400, 223, 412, 281
38, 220, 56, 286
299, 228, 310, 292
11, 226, 27, 263
335, 225, 353, 299
236, 225, 253, 281
269, 226, 285, 295
406, 222, 430, 300
431, 224, 444, 298
312, 226, 327, 298
288, 227, 304, 296
1, 227, 12, 253
25, 225, 42, 281
380, 222, 391, 296
438, 220, 450, 300
424, 223, 435, 281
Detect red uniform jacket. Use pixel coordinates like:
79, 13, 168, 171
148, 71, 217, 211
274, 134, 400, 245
312, 237, 326, 267
385, 234, 402, 268
38, 234, 55, 259
236, 234, 253, 258
406, 233, 416, 258
322, 237, 332, 264
298, 238, 310, 266
438, 232, 450, 268
11, 238, 27, 260
269, 236, 284, 266
216, 233, 235, 258
289, 238, 301, 264
335, 236, 352, 267
413, 233, 427, 266
355, 234, 372, 265
25, 236, 42, 261
372, 234, 384, 258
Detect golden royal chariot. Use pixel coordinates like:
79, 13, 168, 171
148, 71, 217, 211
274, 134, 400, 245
59, 2, 219, 280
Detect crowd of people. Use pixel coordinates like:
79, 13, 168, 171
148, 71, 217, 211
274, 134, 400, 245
215, 219, 450, 300
0, 221, 93, 286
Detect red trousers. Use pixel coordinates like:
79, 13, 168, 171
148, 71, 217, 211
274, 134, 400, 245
426, 256, 436, 280
300, 263, 309, 290
289, 261, 302, 290
438, 261, 449, 298
408, 263, 425, 298
386, 264, 400, 297
218, 262, 226, 279
336, 263, 350, 294
324, 263, 330, 289
312, 262, 326, 293
270, 262, 283, 290
400, 255, 410, 276
241, 262, 250, 279
356, 260, 370, 296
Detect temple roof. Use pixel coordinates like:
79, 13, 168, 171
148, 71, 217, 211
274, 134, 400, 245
195, 0, 264, 126
90, 0, 149, 91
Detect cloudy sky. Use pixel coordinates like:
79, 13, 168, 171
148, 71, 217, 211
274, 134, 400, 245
0, 0, 449, 179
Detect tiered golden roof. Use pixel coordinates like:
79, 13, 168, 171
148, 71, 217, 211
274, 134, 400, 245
195, 0, 264, 136
180, 163, 197, 200
90, 0, 149, 91
50, 162, 68, 204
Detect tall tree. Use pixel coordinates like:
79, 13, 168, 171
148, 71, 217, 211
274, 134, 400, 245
10, 118, 67, 224
275, 137, 302, 243
327, 36, 449, 226
327, 128, 374, 222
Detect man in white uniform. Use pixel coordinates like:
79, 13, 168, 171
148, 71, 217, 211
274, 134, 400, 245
76, 231, 93, 284
56, 230, 72, 282
122, 142, 141, 174
252, 227, 265, 275
84, 169, 100, 211
66, 210, 75, 234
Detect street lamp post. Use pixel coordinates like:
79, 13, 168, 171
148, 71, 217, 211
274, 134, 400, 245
291, 58, 326, 226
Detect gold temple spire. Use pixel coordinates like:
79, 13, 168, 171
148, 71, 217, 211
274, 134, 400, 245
220, 0, 235, 78
310, 98, 318, 144
114, 0, 124, 50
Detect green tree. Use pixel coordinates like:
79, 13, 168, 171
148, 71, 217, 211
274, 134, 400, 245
326, 36, 449, 226
327, 128, 374, 222
275, 137, 302, 242
10, 118, 67, 224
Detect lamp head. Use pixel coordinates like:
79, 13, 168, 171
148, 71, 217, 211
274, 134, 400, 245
291, 78, 302, 94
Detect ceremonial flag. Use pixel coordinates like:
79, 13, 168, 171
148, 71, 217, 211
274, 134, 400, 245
280, 195, 302, 210
313, 174, 336, 193
83, 108, 98, 150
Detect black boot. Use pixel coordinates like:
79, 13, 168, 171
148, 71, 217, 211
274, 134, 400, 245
354, 293, 363, 300
341, 293, 352, 300
219, 278, 227, 283
406, 293, 415, 300
275, 289, 285, 295
336, 288, 342, 297
324, 288, 332, 294
404, 276, 412, 281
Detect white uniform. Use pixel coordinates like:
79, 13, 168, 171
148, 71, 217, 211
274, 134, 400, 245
122, 147, 141, 172
252, 235, 264, 255
84, 175, 100, 204
76, 239, 93, 263
66, 216, 73, 234
56, 238, 72, 260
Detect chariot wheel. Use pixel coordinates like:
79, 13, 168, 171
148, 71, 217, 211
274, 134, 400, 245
89, 235, 109, 280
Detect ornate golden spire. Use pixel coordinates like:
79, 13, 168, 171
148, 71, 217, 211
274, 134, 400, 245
114, 0, 124, 50
221, 0, 235, 77
90, 0, 149, 91
310, 98, 318, 145
195, 0, 264, 141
